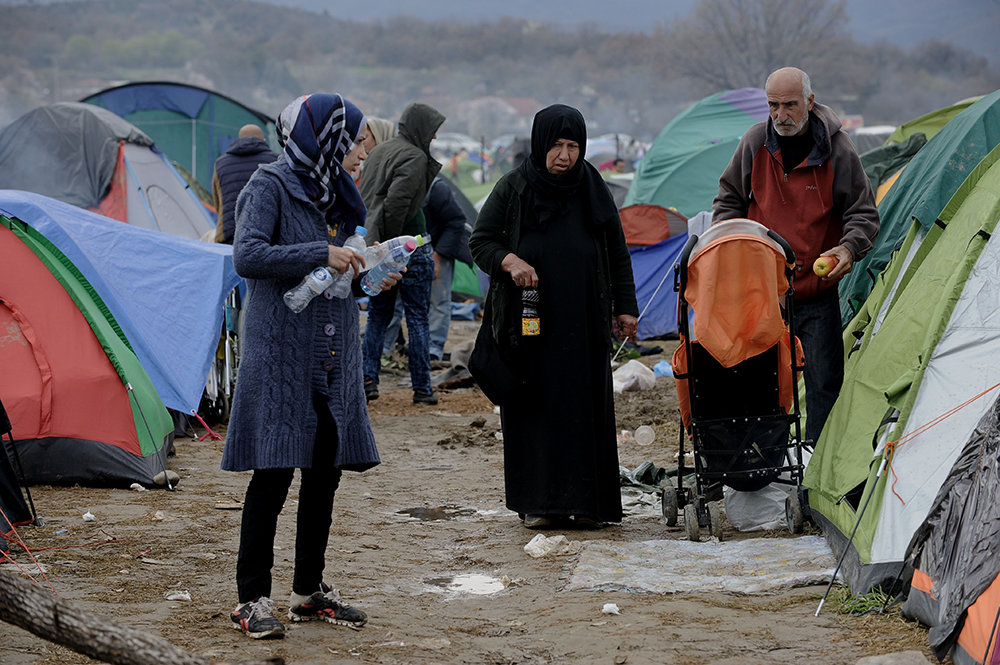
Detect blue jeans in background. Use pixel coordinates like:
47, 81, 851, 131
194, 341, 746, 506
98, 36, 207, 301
382, 251, 454, 361
363, 244, 434, 394
795, 289, 844, 446
428, 255, 454, 360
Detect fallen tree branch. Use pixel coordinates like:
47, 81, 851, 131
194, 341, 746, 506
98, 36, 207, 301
0, 570, 282, 665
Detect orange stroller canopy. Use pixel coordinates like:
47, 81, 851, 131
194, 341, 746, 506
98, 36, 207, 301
684, 220, 792, 368
673, 219, 802, 428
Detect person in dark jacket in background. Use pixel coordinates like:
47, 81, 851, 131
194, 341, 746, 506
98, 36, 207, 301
212, 124, 278, 244
424, 176, 474, 361
380, 175, 474, 362
713, 66, 879, 446
359, 102, 445, 405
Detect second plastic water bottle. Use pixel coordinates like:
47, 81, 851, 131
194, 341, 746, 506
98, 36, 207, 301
284, 267, 334, 313
363, 233, 429, 266
329, 226, 368, 299
360, 239, 417, 296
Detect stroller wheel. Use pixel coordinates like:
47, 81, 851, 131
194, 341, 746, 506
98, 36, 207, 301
785, 493, 804, 534
661, 487, 678, 526
707, 501, 724, 540
683, 503, 700, 541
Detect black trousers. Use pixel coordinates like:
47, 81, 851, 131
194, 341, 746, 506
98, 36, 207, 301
236, 393, 342, 603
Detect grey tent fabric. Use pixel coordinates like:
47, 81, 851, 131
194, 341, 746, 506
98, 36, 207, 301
904, 395, 1000, 659
0, 102, 152, 207
861, 132, 927, 192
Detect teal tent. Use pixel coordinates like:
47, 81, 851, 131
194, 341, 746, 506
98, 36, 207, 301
624, 88, 769, 219
82, 81, 278, 191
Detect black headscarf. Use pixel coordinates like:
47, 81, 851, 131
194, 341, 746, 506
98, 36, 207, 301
517, 104, 618, 228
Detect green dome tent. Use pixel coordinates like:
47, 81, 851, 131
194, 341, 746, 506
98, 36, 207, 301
805, 141, 1000, 592
624, 88, 769, 219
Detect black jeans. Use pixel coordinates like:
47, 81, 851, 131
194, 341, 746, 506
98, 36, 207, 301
795, 289, 844, 446
236, 393, 342, 603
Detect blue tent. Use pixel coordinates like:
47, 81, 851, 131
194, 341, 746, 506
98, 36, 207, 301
0, 191, 242, 413
630, 234, 689, 340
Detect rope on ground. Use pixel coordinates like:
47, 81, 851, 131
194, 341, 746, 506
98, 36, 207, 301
190, 409, 223, 441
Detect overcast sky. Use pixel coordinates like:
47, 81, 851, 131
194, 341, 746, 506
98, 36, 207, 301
258, 0, 999, 63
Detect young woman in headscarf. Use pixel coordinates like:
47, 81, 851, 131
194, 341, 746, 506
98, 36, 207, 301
353, 116, 396, 182
469, 104, 639, 530
224, 93, 397, 640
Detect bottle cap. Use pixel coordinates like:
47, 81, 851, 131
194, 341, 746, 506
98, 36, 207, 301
354, 226, 367, 236
404, 239, 417, 251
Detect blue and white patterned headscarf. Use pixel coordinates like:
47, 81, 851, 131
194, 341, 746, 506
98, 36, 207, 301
277, 93, 367, 231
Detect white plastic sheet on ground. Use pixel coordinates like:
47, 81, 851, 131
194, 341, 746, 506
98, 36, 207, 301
565, 535, 835, 594
612, 359, 656, 393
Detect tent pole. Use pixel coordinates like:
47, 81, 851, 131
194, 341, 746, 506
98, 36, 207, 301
981, 601, 1000, 665
0, 397, 38, 524
126, 383, 174, 491
815, 455, 888, 616
611, 260, 673, 364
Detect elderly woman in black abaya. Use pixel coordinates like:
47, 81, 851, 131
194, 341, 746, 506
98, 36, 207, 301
469, 104, 639, 530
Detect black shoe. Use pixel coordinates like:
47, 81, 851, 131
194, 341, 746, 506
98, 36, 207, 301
288, 583, 367, 628
364, 381, 379, 401
572, 515, 605, 530
231, 597, 285, 639
413, 390, 438, 405
523, 514, 554, 529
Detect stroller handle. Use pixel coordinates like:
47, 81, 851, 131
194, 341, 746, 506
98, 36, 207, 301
766, 229, 796, 265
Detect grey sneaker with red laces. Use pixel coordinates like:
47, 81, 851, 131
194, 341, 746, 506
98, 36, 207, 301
288, 583, 367, 629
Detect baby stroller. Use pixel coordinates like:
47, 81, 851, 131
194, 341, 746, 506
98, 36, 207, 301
666, 219, 808, 540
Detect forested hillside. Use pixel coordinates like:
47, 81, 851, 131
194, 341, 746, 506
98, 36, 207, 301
2, 0, 998, 139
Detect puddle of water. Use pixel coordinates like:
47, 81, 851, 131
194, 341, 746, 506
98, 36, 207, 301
397, 505, 477, 521
426, 573, 505, 595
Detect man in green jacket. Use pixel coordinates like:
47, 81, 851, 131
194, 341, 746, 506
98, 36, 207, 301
359, 102, 445, 406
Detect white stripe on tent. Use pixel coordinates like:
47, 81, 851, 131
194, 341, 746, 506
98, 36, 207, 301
870, 212, 1000, 563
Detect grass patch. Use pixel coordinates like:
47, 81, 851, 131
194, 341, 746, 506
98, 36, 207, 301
834, 585, 894, 616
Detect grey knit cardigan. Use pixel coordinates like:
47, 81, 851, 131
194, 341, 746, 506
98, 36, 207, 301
221, 156, 380, 472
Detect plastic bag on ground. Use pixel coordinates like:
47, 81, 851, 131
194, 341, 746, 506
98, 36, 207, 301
523, 533, 582, 558
612, 359, 656, 393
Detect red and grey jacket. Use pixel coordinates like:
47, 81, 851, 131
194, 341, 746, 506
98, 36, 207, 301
713, 103, 879, 301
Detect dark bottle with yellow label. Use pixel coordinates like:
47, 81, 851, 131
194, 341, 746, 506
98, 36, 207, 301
521, 288, 541, 336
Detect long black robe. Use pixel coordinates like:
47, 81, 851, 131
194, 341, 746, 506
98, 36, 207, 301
500, 195, 622, 523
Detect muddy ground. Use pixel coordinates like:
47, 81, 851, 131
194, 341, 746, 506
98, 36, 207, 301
1, 320, 934, 665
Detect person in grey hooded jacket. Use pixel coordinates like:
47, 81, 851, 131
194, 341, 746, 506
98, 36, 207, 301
359, 102, 445, 405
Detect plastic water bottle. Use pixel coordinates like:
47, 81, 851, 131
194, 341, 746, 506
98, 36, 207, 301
363, 233, 429, 266
329, 226, 368, 299
284, 267, 334, 313
361, 239, 418, 296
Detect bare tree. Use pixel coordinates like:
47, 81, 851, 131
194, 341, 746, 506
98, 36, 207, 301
665, 0, 854, 90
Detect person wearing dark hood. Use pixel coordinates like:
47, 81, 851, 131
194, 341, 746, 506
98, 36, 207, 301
212, 124, 278, 244
713, 67, 879, 446
469, 104, 639, 530
359, 101, 445, 405
224, 93, 399, 640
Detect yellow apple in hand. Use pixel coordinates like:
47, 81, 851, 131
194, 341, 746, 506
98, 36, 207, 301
813, 255, 839, 277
